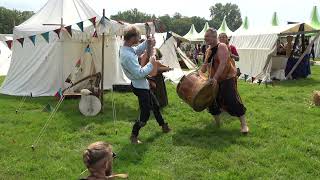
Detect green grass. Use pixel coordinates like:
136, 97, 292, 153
0, 67, 320, 180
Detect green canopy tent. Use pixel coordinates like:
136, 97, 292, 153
197, 22, 210, 41
183, 24, 201, 42
271, 12, 279, 26
218, 16, 233, 37
234, 16, 249, 33
309, 6, 320, 57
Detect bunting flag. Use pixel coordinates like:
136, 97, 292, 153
77, 21, 84, 32
54, 88, 63, 99
41, 32, 50, 43
6, 40, 13, 49
29, 35, 36, 46
65, 25, 72, 37
65, 74, 72, 84
54, 28, 61, 39
17, 38, 25, 47
76, 59, 81, 67
89, 17, 96, 27
85, 45, 91, 53
92, 30, 98, 38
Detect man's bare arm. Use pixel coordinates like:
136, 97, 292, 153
213, 43, 228, 80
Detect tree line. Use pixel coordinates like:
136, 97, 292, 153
0, 3, 242, 36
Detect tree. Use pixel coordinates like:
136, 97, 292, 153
209, 3, 242, 31
110, 8, 155, 23
0, 7, 33, 34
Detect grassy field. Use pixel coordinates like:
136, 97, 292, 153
0, 67, 320, 180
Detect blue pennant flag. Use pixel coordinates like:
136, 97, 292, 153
41, 32, 50, 43
77, 21, 84, 32
54, 88, 63, 99
29, 35, 36, 46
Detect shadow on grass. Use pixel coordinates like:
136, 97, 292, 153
116, 132, 163, 165
172, 124, 242, 151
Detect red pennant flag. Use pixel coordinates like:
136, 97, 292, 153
5, 40, 13, 49
17, 38, 24, 47
89, 17, 96, 27
76, 59, 81, 67
93, 30, 98, 38
65, 25, 72, 37
54, 28, 61, 39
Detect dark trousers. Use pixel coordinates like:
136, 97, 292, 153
208, 78, 246, 117
131, 86, 165, 136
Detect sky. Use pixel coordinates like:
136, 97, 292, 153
0, 0, 319, 28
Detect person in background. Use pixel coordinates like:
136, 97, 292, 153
193, 44, 200, 65
201, 44, 207, 63
218, 33, 239, 61
284, 35, 294, 57
218, 33, 241, 76
82, 142, 128, 180
120, 26, 171, 144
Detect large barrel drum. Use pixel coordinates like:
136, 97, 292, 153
177, 72, 218, 112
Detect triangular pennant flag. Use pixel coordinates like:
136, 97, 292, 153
17, 38, 24, 47
29, 35, 36, 46
54, 28, 61, 39
65, 74, 72, 84
54, 88, 63, 100
89, 17, 97, 27
76, 59, 81, 67
93, 30, 98, 38
85, 46, 91, 53
65, 25, 72, 37
6, 40, 13, 49
77, 21, 84, 32
41, 32, 50, 43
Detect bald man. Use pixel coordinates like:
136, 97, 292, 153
200, 28, 249, 134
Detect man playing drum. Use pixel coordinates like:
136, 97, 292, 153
200, 28, 249, 134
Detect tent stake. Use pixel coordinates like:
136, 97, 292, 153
101, 9, 106, 113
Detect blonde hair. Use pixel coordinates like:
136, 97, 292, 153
83, 141, 113, 175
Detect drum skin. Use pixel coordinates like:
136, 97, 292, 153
79, 95, 102, 116
177, 72, 218, 112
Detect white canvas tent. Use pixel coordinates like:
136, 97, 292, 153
1, 0, 155, 97
0, 34, 13, 76
230, 23, 317, 81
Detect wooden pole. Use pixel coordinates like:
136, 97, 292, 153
101, 9, 105, 112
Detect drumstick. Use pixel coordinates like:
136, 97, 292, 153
106, 173, 129, 179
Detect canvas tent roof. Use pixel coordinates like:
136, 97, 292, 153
230, 23, 317, 81
218, 16, 233, 36
234, 16, 249, 34
183, 24, 201, 42
0, 34, 13, 76
197, 22, 210, 41
310, 6, 320, 29
0, 0, 156, 97
15, 0, 98, 36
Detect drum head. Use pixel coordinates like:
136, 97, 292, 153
192, 83, 219, 112
79, 95, 102, 116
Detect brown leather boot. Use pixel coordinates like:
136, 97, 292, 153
130, 135, 142, 144
162, 123, 171, 133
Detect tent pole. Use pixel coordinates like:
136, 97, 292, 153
101, 9, 105, 112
